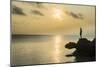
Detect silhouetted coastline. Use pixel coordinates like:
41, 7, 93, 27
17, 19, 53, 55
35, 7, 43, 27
65, 38, 96, 62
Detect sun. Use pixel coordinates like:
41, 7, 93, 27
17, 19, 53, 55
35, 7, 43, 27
52, 8, 64, 21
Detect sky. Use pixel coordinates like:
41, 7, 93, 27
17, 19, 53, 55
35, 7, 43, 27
12, 1, 95, 37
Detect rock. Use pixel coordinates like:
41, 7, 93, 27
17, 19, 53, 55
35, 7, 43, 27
65, 38, 96, 62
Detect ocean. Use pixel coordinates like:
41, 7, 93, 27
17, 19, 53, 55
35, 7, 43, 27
11, 35, 93, 66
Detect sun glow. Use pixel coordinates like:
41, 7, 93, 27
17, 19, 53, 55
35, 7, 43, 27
52, 8, 64, 21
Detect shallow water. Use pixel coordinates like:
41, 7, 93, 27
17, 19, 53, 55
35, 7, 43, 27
11, 35, 93, 66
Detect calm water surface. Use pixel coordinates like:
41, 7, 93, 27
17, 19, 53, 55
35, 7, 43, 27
11, 35, 92, 65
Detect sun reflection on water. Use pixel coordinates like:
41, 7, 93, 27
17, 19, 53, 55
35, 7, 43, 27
53, 35, 63, 63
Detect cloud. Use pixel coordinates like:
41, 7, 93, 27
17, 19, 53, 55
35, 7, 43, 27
31, 2, 44, 8
12, 5, 26, 15
35, 2, 43, 8
65, 11, 83, 19
31, 10, 44, 16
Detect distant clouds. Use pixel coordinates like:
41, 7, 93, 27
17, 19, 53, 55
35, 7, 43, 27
65, 11, 83, 19
31, 10, 44, 16
12, 2, 84, 19
12, 5, 26, 15
12, 5, 45, 16
31, 2, 45, 8
34, 2, 44, 8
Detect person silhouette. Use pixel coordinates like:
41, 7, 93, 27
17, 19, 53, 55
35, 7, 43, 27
80, 27, 82, 38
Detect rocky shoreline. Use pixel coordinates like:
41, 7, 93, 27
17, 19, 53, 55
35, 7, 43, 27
65, 38, 96, 62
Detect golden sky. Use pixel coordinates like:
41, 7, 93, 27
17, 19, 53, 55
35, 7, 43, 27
12, 1, 95, 36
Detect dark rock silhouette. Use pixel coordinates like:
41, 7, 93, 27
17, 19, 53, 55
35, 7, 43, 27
65, 38, 96, 62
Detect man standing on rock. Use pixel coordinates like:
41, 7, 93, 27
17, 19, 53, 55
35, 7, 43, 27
80, 27, 82, 38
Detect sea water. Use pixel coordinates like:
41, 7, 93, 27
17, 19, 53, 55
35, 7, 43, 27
11, 35, 93, 66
